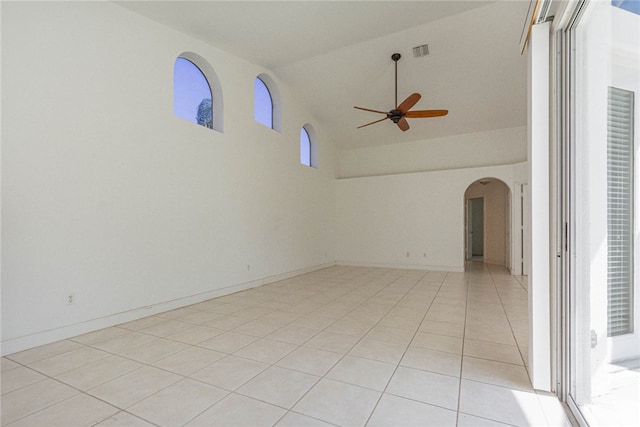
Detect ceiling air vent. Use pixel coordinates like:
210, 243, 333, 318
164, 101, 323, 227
412, 44, 430, 58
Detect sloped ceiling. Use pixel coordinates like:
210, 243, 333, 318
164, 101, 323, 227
115, 0, 530, 150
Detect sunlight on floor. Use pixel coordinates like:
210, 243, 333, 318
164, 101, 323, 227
582, 358, 640, 426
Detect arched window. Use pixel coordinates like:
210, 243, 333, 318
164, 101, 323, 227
300, 127, 311, 166
173, 53, 223, 132
300, 124, 318, 168
254, 74, 281, 132
254, 77, 272, 128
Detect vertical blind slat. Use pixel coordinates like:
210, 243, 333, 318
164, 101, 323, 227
607, 86, 635, 337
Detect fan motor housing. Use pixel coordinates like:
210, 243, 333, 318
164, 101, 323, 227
388, 109, 403, 123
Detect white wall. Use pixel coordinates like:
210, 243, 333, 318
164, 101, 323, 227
1, 2, 337, 354
338, 126, 526, 178
335, 163, 526, 272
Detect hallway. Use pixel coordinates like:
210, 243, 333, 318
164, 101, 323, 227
1, 265, 570, 426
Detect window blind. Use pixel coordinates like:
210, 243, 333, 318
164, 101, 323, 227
607, 86, 635, 337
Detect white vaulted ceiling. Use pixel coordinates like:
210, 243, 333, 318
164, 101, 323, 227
114, 0, 530, 150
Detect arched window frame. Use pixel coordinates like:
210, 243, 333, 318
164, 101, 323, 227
301, 123, 318, 168
254, 73, 281, 132
300, 127, 311, 166
174, 52, 224, 132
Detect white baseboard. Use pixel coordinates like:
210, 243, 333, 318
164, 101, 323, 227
1, 262, 336, 356
335, 260, 464, 273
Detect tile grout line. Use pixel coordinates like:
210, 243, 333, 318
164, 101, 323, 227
272, 269, 420, 426
118, 267, 385, 426
202, 267, 405, 426
362, 270, 445, 426
486, 264, 529, 373
210, 269, 390, 425
454, 264, 472, 426
2, 343, 164, 426
2, 363, 139, 427
290, 268, 441, 425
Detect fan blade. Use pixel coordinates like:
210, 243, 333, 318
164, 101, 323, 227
405, 109, 448, 118
397, 93, 421, 113
354, 106, 388, 114
357, 117, 389, 129
397, 117, 410, 131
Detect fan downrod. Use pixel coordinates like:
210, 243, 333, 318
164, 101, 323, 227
391, 53, 401, 107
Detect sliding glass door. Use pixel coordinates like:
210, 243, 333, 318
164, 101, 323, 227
564, 1, 639, 424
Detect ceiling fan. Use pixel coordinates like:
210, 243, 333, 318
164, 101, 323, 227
354, 53, 448, 132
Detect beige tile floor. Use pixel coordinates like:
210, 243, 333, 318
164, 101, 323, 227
1, 263, 572, 426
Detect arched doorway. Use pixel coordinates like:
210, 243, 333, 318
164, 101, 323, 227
464, 178, 511, 269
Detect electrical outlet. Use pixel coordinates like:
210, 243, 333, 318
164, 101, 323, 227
406, 251, 410, 258
247, 264, 250, 271
66, 294, 75, 305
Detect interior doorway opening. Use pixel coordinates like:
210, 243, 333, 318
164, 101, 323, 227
466, 197, 484, 261
464, 178, 511, 270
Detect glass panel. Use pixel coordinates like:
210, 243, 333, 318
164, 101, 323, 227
569, 2, 639, 425
173, 57, 213, 128
300, 127, 311, 166
612, 0, 640, 15
254, 77, 273, 128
